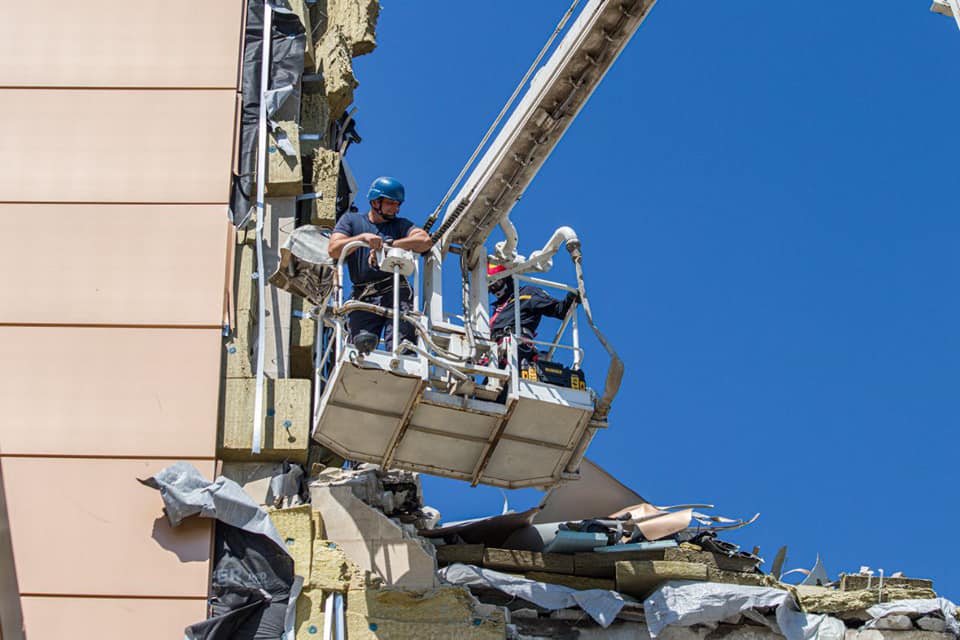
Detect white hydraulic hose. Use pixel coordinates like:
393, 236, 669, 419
494, 216, 521, 264
252, 0, 273, 455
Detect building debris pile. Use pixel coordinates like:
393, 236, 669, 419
143, 457, 958, 639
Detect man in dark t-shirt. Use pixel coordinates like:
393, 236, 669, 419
329, 177, 432, 352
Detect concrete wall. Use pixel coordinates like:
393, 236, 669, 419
0, 1, 243, 636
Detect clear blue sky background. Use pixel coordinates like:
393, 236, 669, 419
348, 2, 959, 598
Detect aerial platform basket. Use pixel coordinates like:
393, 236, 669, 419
308, 240, 621, 490
313, 345, 602, 489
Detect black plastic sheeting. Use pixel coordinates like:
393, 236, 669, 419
230, 0, 306, 227
187, 524, 302, 640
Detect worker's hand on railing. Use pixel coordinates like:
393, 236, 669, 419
357, 232, 384, 251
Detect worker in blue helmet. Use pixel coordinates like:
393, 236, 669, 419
329, 177, 432, 352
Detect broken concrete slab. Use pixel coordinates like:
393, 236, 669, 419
917, 617, 947, 633
874, 615, 915, 631
312, 465, 425, 517
615, 561, 709, 598
309, 483, 438, 589
218, 377, 311, 463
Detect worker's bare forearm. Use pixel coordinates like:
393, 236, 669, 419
328, 233, 368, 259
392, 229, 433, 253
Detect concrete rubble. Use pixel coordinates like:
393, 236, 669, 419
222, 458, 958, 639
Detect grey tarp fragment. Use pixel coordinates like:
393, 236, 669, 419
267, 225, 336, 305
267, 464, 305, 507
866, 598, 959, 636
644, 580, 846, 640
439, 563, 627, 628
142, 462, 305, 639
139, 461, 290, 557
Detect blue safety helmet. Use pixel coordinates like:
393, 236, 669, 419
367, 176, 405, 204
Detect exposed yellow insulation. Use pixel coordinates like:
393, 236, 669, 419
266, 121, 303, 197
218, 378, 311, 462
269, 505, 314, 587
309, 149, 340, 227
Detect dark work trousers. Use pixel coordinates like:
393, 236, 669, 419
348, 279, 416, 352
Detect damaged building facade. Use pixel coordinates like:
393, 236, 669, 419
0, 1, 958, 639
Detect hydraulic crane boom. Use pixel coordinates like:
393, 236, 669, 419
308, 0, 655, 488
432, 0, 658, 256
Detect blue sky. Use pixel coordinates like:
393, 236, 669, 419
349, 2, 960, 597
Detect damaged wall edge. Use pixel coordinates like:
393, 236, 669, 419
0, 455, 25, 640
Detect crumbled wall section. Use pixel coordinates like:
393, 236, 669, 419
317, 27, 358, 118
328, 0, 380, 56
309, 149, 341, 226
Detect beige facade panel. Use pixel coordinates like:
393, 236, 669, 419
0, 89, 235, 203
0, 326, 221, 458
21, 596, 207, 638
0, 204, 230, 326
0, 1, 242, 89
3, 457, 214, 597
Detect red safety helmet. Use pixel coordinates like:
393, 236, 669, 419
487, 264, 507, 277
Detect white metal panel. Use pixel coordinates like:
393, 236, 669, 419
394, 430, 484, 476
412, 400, 501, 439
507, 389, 592, 447
313, 360, 424, 460
483, 438, 569, 488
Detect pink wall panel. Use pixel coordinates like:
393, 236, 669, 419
21, 596, 207, 639
3, 458, 214, 597
0, 89, 236, 203
0, 326, 221, 458
0, 1, 242, 88
0, 204, 230, 326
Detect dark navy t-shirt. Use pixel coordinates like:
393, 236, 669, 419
332, 211, 415, 284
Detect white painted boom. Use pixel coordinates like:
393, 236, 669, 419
433, 0, 658, 254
